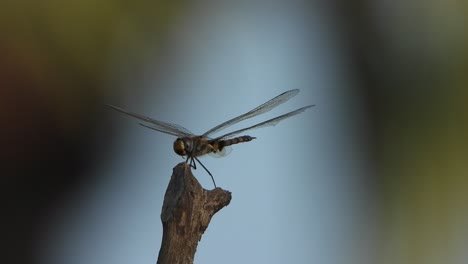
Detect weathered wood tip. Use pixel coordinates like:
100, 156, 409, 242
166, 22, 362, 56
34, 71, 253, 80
157, 162, 231, 264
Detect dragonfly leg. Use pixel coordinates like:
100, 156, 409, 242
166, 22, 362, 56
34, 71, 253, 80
192, 158, 197, 169
185, 156, 192, 168
186, 156, 197, 169
194, 157, 217, 188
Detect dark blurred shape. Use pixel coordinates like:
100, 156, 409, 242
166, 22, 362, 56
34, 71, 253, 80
0, 42, 105, 264
0, 1, 190, 262
333, 0, 468, 263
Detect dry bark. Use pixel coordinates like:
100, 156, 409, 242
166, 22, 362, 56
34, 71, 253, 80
157, 162, 232, 264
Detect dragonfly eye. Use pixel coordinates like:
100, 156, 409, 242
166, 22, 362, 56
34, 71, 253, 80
173, 138, 191, 156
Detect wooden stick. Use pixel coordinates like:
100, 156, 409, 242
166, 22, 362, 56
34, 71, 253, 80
157, 162, 232, 264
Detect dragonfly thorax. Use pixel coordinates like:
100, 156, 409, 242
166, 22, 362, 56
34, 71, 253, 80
174, 136, 218, 157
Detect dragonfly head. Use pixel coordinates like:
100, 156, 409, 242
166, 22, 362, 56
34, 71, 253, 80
173, 137, 192, 156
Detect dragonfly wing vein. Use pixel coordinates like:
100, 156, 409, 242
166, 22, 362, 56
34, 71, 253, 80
107, 104, 194, 137
202, 89, 300, 137
139, 123, 186, 137
215, 105, 314, 140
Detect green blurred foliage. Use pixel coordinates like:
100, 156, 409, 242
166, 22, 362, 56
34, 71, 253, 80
1, 0, 188, 132
361, 1, 468, 263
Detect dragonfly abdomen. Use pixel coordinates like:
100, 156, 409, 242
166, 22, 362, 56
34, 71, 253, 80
216, 135, 255, 151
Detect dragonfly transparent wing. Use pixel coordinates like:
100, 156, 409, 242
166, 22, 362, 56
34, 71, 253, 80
207, 146, 233, 158
202, 89, 300, 137
108, 104, 194, 137
214, 105, 314, 140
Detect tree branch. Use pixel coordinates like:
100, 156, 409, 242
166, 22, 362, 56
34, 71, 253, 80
157, 162, 232, 264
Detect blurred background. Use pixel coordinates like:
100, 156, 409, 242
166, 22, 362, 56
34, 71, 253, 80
1, 0, 467, 264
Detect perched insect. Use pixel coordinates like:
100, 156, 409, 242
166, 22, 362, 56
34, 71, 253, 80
109, 89, 314, 187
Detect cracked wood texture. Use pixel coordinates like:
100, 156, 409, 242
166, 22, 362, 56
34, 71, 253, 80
157, 162, 232, 264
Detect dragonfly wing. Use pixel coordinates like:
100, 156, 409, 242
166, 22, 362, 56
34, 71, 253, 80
207, 146, 233, 158
138, 123, 186, 137
202, 89, 300, 137
215, 105, 314, 140
108, 104, 194, 137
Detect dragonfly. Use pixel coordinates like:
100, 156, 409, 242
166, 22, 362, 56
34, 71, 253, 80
108, 89, 314, 188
